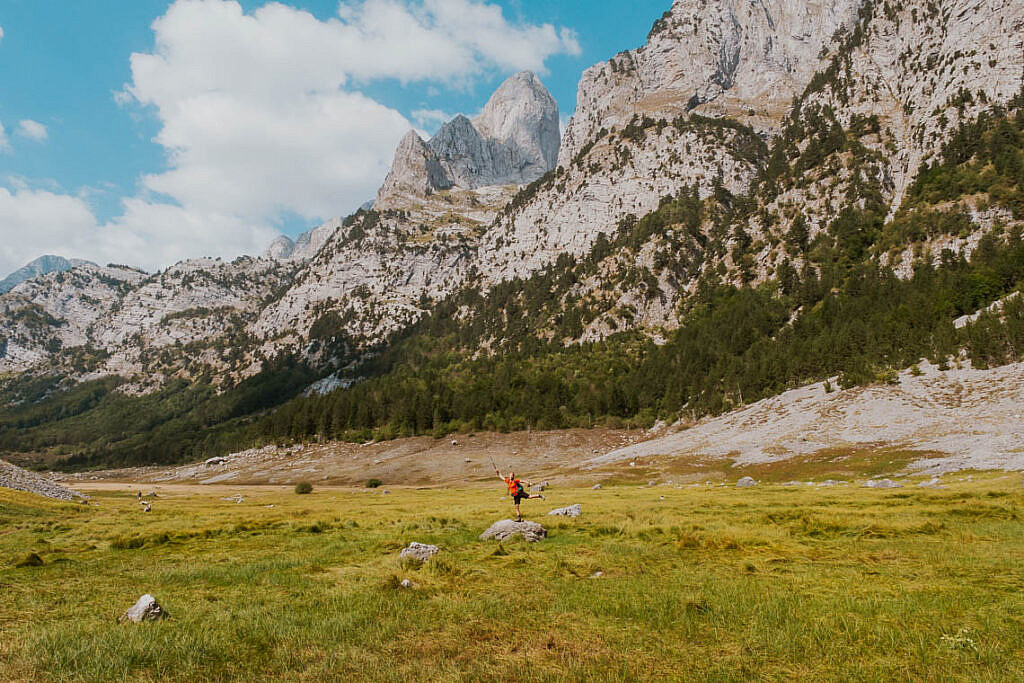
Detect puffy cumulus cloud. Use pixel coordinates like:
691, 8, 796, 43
0, 123, 9, 153
17, 120, 48, 142
1, 0, 579, 277
412, 108, 457, 134
0, 186, 98, 276
124, 0, 579, 225
94, 199, 280, 270
0, 185, 280, 277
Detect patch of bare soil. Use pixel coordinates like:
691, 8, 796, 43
61, 429, 646, 489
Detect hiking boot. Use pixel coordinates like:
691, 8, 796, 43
539, 494, 546, 500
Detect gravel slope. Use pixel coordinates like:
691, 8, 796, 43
0, 459, 87, 501
588, 360, 1024, 475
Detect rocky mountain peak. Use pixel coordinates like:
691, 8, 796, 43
0, 255, 95, 294
377, 71, 559, 208
473, 70, 560, 172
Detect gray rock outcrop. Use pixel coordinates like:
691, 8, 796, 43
480, 519, 546, 543
118, 594, 169, 623
377, 71, 559, 207
548, 504, 582, 518
400, 542, 439, 562
736, 477, 757, 487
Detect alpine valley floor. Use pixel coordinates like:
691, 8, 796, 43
1, 473, 1022, 681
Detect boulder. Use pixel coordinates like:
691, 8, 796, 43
480, 519, 546, 543
119, 594, 168, 623
863, 479, 903, 489
548, 504, 581, 518
591, 484, 602, 490
400, 542, 439, 563
736, 477, 757, 487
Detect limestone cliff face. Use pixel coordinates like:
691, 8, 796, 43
472, 71, 561, 179
559, 0, 863, 167
376, 71, 559, 208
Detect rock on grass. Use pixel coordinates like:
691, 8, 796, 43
400, 542, 439, 562
480, 519, 546, 542
863, 479, 903, 488
736, 477, 757, 487
118, 594, 169, 623
548, 504, 582, 517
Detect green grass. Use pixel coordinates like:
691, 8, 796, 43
1, 475, 1023, 681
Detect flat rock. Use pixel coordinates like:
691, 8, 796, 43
480, 519, 546, 543
400, 542, 439, 562
591, 484, 602, 490
736, 477, 758, 487
119, 594, 168, 623
863, 479, 903, 489
548, 504, 581, 518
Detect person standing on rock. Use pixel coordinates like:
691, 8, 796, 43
496, 467, 544, 521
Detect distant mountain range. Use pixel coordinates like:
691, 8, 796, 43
0, 255, 94, 294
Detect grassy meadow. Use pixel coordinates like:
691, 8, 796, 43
1, 474, 1023, 681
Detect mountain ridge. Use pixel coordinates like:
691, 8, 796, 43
0, 0, 1022, 470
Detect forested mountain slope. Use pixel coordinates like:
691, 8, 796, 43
0, 0, 1022, 469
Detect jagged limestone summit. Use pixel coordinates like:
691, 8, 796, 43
376, 71, 560, 207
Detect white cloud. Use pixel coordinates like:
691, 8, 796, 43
123, 0, 579, 225
17, 120, 48, 142
0, 185, 279, 276
1, 0, 579, 276
412, 108, 456, 133
0, 25, 4, 43
0, 123, 9, 153
0, 187, 98, 275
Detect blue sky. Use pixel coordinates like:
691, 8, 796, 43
0, 0, 669, 276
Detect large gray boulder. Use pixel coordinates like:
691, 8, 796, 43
548, 504, 581, 518
400, 542, 439, 562
480, 519, 546, 543
736, 476, 757, 487
118, 594, 168, 623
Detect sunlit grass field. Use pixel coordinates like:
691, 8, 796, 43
1, 474, 1022, 681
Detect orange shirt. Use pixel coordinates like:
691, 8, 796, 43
505, 477, 522, 495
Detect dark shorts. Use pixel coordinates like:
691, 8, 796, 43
513, 491, 528, 504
